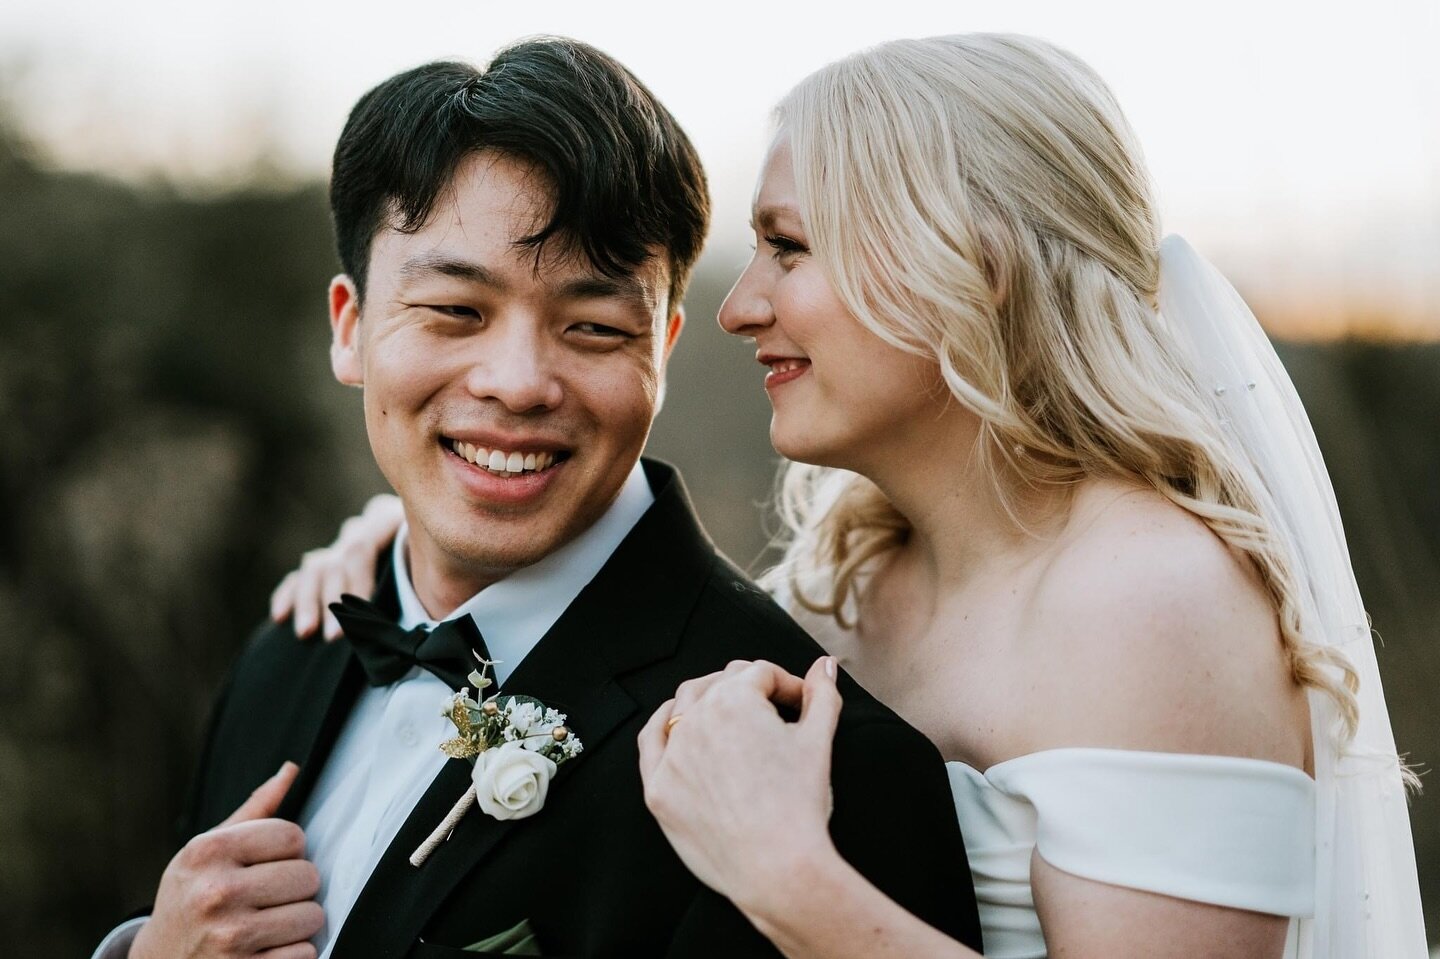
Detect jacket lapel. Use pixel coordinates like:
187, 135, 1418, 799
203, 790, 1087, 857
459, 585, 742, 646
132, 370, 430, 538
331, 460, 716, 959
274, 564, 405, 823
273, 643, 364, 823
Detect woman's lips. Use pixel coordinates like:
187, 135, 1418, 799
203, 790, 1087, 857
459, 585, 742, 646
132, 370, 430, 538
764, 358, 811, 389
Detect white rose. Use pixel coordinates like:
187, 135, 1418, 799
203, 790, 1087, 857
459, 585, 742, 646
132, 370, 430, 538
472, 742, 557, 820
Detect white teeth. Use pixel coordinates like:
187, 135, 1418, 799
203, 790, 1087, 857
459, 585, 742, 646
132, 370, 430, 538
451, 439, 560, 475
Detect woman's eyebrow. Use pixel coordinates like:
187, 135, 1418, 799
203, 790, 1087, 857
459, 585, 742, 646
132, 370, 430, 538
753, 204, 802, 233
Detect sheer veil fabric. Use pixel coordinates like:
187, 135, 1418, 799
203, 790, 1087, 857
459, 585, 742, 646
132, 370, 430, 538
1156, 236, 1426, 956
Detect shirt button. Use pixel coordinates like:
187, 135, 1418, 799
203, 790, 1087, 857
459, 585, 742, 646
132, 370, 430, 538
397, 720, 419, 747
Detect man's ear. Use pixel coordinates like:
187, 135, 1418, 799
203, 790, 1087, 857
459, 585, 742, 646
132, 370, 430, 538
655, 305, 685, 414
329, 275, 364, 387
662, 305, 685, 360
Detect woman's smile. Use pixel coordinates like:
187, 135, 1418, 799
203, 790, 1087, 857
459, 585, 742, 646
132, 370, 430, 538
761, 355, 811, 390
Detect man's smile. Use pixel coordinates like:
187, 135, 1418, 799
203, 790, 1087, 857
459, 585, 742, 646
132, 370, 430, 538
441, 436, 571, 478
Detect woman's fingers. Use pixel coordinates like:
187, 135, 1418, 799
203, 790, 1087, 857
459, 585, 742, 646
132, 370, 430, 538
291, 550, 332, 638
637, 698, 678, 783
361, 492, 405, 525
275, 494, 403, 643
270, 571, 299, 623
668, 661, 811, 728
738, 660, 807, 709
669, 665, 736, 717
317, 565, 350, 641
633, 658, 843, 906
340, 542, 379, 595
799, 657, 843, 752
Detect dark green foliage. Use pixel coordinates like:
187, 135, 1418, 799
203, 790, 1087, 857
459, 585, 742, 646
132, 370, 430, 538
0, 115, 386, 951
0, 110, 1435, 950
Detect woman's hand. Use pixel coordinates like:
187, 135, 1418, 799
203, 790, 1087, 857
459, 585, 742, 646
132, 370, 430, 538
637, 657, 843, 914
269, 493, 405, 640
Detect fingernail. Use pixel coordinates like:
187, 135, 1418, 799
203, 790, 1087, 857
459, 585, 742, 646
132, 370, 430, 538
824, 657, 837, 679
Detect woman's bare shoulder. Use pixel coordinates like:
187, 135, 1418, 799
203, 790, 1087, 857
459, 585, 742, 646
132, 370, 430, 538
1017, 480, 1307, 764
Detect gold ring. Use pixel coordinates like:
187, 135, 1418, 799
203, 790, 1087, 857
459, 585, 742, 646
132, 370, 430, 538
665, 714, 683, 734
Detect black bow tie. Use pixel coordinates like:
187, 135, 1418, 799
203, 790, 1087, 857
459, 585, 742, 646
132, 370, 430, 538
329, 593, 494, 692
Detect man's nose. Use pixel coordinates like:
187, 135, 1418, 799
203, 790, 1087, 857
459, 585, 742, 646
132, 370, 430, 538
463, 321, 563, 413
717, 261, 774, 338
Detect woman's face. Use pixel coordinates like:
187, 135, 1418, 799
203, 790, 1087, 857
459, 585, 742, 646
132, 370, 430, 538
718, 134, 948, 473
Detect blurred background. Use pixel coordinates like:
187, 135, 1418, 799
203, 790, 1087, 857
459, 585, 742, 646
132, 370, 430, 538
0, 0, 1436, 952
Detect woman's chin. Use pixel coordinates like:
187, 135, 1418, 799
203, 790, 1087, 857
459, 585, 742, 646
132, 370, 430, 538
770, 420, 846, 469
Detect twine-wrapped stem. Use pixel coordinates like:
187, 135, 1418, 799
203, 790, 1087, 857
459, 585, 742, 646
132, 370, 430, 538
409, 785, 477, 867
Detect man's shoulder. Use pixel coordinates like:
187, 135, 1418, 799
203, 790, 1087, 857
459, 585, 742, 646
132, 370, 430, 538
671, 556, 912, 735
233, 614, 344, 670
680, 554, 822, 668
214, 615, 356, 713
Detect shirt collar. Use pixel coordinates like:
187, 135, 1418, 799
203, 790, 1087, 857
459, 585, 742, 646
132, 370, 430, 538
391, 459, 655, 687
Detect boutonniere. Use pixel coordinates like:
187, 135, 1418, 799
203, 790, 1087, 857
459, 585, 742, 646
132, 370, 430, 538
409, 657, 583, 867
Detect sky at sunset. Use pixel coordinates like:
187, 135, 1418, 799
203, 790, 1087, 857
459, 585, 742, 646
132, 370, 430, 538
3, 0, 1437, 337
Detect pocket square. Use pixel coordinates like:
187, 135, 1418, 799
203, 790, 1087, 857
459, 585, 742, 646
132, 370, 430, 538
463, 917, 542, 955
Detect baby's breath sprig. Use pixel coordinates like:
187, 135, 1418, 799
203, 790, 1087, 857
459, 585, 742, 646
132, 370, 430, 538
410, 655, 583, 867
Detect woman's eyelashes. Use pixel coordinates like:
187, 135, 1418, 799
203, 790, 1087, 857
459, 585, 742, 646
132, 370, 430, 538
763, 233, 809, 261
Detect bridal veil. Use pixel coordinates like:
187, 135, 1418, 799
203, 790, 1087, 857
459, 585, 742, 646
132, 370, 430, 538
1157, 235, 1426, 957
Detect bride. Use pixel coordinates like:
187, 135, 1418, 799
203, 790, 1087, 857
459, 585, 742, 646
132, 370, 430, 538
274, 34, 1426, 958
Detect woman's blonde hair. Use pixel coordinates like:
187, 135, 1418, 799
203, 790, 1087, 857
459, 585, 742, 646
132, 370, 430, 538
765, 33, 1360, 737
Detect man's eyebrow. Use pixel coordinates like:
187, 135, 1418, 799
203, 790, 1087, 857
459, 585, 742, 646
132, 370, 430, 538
550, 273, 655, 310
397, 253, 508, 290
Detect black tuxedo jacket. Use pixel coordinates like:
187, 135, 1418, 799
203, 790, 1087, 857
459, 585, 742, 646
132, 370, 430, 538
177, 460, 981, 957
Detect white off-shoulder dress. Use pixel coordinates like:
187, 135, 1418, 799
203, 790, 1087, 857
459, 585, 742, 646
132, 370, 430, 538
946, 748, 1316, 958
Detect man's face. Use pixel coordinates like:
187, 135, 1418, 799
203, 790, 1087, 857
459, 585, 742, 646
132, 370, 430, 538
330, 151, 682, 596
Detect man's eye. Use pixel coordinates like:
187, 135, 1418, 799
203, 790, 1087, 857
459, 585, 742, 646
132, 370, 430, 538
428, 305, 480, 318
572, 322, 629, 337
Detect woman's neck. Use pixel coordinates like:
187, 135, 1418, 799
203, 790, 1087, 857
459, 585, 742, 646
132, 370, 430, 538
857, 413, 1071, 598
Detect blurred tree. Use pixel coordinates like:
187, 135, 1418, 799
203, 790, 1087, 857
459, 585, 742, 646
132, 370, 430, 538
0, 106, 1435, 952
0, 110, 383, 952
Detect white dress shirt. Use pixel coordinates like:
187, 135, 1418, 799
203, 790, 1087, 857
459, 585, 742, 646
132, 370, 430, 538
92, 462, 654, 959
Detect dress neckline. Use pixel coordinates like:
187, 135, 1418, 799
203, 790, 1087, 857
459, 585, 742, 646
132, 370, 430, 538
946, 746, 1314, 782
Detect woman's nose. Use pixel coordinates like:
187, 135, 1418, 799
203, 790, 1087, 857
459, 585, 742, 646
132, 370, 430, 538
717, 260, 774, 338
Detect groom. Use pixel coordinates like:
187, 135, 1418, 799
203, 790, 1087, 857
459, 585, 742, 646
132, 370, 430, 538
96, 39, 981, 958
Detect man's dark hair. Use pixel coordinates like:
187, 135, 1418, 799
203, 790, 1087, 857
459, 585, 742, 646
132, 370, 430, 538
330, 37, 711, 306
